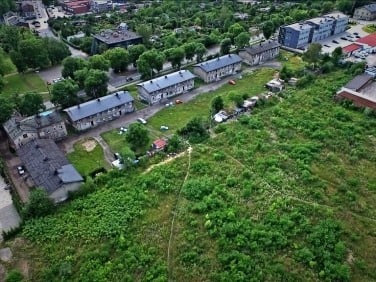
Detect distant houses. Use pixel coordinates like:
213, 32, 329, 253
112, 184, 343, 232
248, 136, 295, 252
3, 110, 67, 150
17, 139, 83, 203
64, 91, 135, 131
239, 40, 280, 66
137, 70, 195, 105
354, 4, 376, 21
193, 54, 242, 83
278, 13, 348, 49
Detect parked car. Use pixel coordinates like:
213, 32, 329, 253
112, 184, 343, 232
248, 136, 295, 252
332, 40, 339, 44
324, 44, 331, 47
356, 35, 361, 38
353, 32, 359, 35
228, 80, 236, 85
340, 37, 348, 40
137, 117, 147, 124
160, 125, 169, 131
114, 153, 121, 160
17, 166, 25, 175
175, 99, 183, 104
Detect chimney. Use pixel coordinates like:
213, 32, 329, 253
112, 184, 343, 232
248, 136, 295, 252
165, 75, 167, 79
97, 98, 100, 102
43, 156, 49, 162
150, 80, 153, 83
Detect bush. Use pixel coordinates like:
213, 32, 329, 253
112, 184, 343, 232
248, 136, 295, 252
23, 188, 55, 219
5, 270, 23, 282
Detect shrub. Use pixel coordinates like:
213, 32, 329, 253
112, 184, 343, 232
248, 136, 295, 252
5, 270, 23, 282
23, 188, 55, 219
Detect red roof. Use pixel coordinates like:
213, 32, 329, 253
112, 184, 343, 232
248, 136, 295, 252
342, 43, 362, 53
356, 33, 376, 47
153, 139, 167, 150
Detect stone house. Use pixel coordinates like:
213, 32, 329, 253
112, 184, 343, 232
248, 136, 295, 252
64, 91, 134, 131
3, 110, 67, 150
239, 40, 280, 66
137, 70, 195, 105
193, 54, 242, 83
354, 4, 376, 21
17, 139, 83, 203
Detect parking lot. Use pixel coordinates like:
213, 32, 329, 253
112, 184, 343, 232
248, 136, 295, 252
321, 22, 369, 54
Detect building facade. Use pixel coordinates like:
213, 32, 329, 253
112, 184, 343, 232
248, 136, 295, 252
90, 0, 112, 13
137, 70, 195, 105
193, 54, 242, 83
278, 13, 349, 49
354, 4, 376, 20
17, 139, 83, 203
64, 91, 134, 131
239, 40, 280, 66
3, 110, 67, 150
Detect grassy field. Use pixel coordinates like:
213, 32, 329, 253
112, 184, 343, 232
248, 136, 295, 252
67, 138, 109, 176
362, 24, 376, 34
5, 54, 376, 281
2, 73, 48, 97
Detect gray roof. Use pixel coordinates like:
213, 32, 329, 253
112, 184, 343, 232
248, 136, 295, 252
64, 91, 134, 122
137, 70, 195, 93
93, 28, 142, 45
285, 22, 312, 31
194, 54, 242, 73
243, 40, 280, 55
3, 110, 63, 140
344, 74, 373, 91
363, 4, 376, 13
17, 139, 83, 195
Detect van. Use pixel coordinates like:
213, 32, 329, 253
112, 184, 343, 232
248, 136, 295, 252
137, 117, 147, 124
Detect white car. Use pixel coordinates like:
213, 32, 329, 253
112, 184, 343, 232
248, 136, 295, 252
137, 118, 147, 124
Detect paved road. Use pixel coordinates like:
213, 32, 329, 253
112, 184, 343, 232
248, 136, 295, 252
0, 175, 21, 239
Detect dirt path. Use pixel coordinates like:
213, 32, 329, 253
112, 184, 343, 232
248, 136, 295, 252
167, 146, 192, 280
143, 149, 189, 174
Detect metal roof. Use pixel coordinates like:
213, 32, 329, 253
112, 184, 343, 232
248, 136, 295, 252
243, 40, 280, 55
284, 22, 312, 31
64, 91, 134, 122
344, 74, 373, 91
363, 4, 376, 13
17, 139, 83, 195
194, 54, 242, 73
137, 70, 195, 93
93, 28, 142, 45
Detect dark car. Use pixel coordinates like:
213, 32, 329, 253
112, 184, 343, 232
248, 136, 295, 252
353, 32, 359, 35
332, 40, 339, 44
340, 37, 347, 40
356, 35, 361, 38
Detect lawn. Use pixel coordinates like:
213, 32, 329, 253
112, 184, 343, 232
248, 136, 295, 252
121, 83, 148, 110
147, 68, 275, 132
278, 50, 306, 71
2, 73, 48, 97
362, 24, 376, 34
67, 138, 109, 176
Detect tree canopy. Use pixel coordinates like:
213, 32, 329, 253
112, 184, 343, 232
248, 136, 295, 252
84, 69, 109, 98
126, 123, 150, 151
51, 79, 80, 108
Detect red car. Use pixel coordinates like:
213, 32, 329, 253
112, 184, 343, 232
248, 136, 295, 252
229, 80, 236, 85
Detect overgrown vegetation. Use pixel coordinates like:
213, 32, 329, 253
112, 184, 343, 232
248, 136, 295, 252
6, 60, 376, 281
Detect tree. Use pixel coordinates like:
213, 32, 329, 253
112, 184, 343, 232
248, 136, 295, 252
9, 50, 27, 73
228, 90, 244, 107
228, 23, 245, 42
0, 96, 14, 123
18, 38, 50, 69
23, 188, 55, 219
262, 21, 275, 40
51, 79, 79, 108
166, 134, 183, 153
62, 57, 87, 79
44, 38, 71, 65
126, 123, 150, 150
183, 42, 198, 62
220, 38, 232, 55
178, 117, 209, 143
164, 47, 185, 69
84, 69, 108, 98
88, 54, 110, 71
137, 49, 165, 79
18, 92, 45, 116
120, 147, 136, 168
0, 75, 4, 92
136, 24, 152, 45
336, 0, 353, 14
73, 68, 89, 88
234, 32, 250, 49
211, 96, 224, 113
128, 44, 146, 66
0, 0, 15, 17
303, 43, 322, 68
332, 47, 343, 64
195, 43, 207, 63
104, 47, 130, 73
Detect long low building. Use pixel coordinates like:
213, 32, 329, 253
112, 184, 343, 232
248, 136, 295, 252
336, 74, 376, 109
17, 139, 83, 203
64, 91, 134, 131
193, 54, 242, 83
137, 70, 195, 105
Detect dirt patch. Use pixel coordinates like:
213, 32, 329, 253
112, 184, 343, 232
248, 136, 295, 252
81, 139, 97, 152
16, 259, 29, 279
